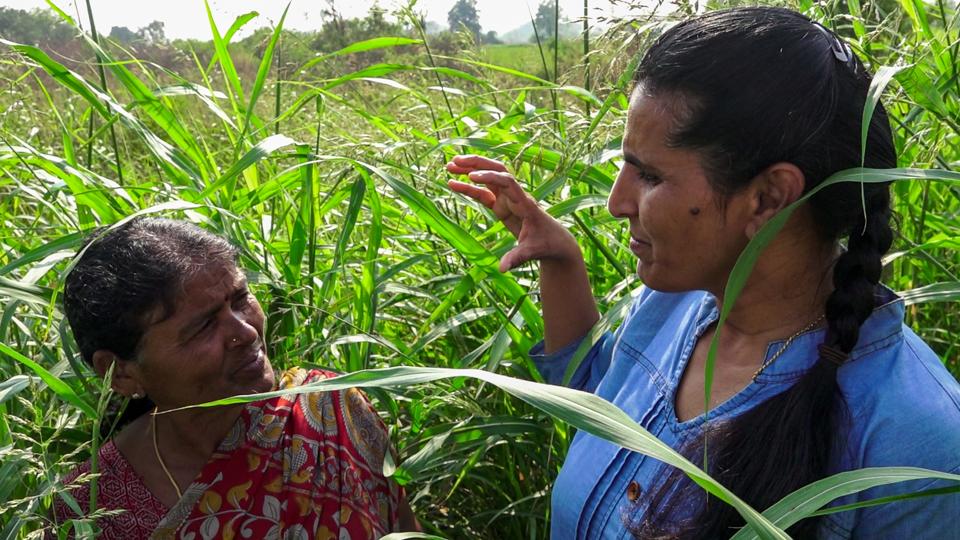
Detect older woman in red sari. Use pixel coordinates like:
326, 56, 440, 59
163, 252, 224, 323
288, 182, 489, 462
53, 218, 416, 539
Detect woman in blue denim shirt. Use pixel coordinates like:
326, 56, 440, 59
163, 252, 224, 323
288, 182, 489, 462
448, 7, 960, 539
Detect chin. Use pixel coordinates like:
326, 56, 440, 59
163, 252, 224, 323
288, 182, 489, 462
255, 360, 276, 392
636, 263, 692, 293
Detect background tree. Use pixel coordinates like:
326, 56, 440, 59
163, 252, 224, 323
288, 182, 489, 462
108, 26, 138, 44
0, 7, 74, 45
136, 21, 167, 45
482, 30, 502, 44
447, 0, 481, 42
533, 0, 559, 40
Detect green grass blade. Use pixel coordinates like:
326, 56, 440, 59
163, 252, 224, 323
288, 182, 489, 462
198, 134, 297, 200
204, 0, 245, 104
899, 281, 960, 305
174, 366, 789, 539
79, 35, 210, 179
0, 343, 97, 419
730, 467, 960, 539
205, 11, 259, 73
300, 37, 423, 72
703, 167, 960, 421
236, 3, 289, 151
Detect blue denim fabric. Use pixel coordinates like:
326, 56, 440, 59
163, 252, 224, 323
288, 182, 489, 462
531, 287, 960, 539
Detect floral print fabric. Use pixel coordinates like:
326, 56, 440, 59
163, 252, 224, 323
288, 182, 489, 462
55, 368, 400, 540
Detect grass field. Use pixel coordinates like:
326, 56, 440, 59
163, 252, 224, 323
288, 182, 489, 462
1, 0, 958, 538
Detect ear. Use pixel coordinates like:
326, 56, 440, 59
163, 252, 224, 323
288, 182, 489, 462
92, 350, 145, 398
743, 162, 806, 239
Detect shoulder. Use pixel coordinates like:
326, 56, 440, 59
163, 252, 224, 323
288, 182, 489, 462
617, 287, 713, 355
278, 367, 391, 468
839, 324, 960, 471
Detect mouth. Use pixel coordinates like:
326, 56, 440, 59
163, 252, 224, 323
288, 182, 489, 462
234, 344, 267, 376
629, 235, 651, 257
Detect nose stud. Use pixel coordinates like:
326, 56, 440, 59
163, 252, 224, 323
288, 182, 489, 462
231, 337, 238, 344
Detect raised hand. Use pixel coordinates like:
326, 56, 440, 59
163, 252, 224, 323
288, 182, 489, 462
446, 155, 580, 272
446, 154, 599, 352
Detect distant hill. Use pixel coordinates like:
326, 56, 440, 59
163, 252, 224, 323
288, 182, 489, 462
418, 18, 581, 44
499, 20, 581, 44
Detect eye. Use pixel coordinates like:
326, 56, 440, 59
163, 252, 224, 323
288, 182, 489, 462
195, 317, 215, 337
635, 169, 662, 185
233, 289, 251, 309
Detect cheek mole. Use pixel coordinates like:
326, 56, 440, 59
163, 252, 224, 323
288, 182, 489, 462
689, 207, 701, 216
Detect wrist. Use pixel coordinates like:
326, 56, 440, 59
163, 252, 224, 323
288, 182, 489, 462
541, 234, 585, 269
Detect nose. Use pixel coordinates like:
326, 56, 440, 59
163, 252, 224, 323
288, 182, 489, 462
607, 166, 638, 219
226, 308, 261, 348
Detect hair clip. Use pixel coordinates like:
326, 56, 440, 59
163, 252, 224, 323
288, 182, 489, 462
812, 22, 856, 69
818, 343, 850, 366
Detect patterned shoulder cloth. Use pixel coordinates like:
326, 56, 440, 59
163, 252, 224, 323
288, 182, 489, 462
152, 367, 400, 540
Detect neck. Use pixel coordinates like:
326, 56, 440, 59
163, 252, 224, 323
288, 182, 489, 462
712, 215, 836, 343
154, 404, 242, 463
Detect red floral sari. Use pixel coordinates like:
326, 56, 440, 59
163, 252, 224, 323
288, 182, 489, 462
54, 368, 400, 539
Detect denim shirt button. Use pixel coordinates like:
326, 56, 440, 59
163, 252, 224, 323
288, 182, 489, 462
626, 481, 641, 502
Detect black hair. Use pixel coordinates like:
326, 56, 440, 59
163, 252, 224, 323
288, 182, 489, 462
628, 7, 895, 538
63, 218, 238, 432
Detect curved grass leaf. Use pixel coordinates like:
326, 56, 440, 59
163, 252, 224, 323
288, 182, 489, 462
546, 194, 608, 218
204, 11, 259, 73
2, 39, 201, 183
176, 366, 790, 539
0, 277, 51, 305
0, 375, 33, 405
0, 343, 96, 419
78, 34, 210, 178
183, 365, 960, 538
804, 485, 960, 517
730, 467, 960, 540
300, 37, 423, 72
236, 3, 288, 150
204, 0, 244, 104
703, 167, 960, 427
198, 134, 297, 200
899, 281, 960, 305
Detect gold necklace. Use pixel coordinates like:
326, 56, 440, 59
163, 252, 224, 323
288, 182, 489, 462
752, 314, 826, 381
151, 407, 183, 500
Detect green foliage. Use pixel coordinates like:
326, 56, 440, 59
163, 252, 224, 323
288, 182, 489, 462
0, 0, 958, 538
0, 7, 74, 45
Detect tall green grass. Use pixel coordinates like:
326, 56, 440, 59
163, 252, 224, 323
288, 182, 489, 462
1, 0, 958, 538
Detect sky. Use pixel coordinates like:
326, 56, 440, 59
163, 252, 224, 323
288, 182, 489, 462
0, 0, 646, 40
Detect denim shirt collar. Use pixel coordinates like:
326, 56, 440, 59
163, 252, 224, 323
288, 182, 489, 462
699, 286, 905, 383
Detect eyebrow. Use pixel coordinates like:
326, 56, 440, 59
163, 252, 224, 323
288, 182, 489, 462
622, 151, 664, 176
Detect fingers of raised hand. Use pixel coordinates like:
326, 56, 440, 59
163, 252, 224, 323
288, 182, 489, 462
447, 180, 496, 209
464, 171, 529, 205
499, 244, 539, 272
446, 154, 509, 174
